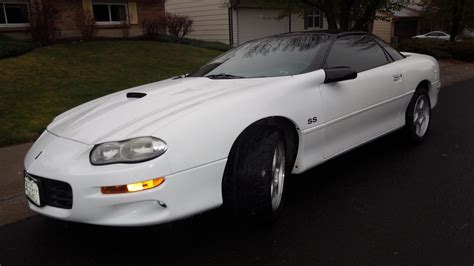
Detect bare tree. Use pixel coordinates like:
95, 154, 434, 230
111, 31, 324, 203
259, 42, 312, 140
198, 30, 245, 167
77, 8, 96, 40
255, 0, 409, 32
28, 0, 60, 45
165, 13, 194, 38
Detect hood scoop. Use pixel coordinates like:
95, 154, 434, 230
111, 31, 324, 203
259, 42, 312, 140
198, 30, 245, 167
127, 92, 147, 99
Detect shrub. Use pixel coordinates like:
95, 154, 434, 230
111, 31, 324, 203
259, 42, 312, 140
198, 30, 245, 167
120, 20, 130, 39
77, 9, 96, 40
0, 34, 37, 59
398, 39, 452, 59
450, 39, 474, 62
398, 38, 474, 62
166, 13, 193, 38
142, 17, 167, 40
28, 0, 60, 45
143, 13, 193, 39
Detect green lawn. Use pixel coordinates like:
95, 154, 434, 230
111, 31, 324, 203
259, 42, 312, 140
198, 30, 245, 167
0, 41, 221, 147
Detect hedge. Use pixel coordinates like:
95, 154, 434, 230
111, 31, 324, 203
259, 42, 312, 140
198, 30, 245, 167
1, 33, 230, 59
0, 34, 38, 59
142, 34, 232, 52
398, 38, 474, 62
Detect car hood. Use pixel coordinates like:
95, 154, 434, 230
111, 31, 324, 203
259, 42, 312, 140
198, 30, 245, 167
47, 77, 280, 144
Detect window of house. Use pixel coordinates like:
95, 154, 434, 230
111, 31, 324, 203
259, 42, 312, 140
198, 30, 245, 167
304, 9, 322, 29
324, 35, 389, 73
93, 3, 128, 24
0, 2, 29, 26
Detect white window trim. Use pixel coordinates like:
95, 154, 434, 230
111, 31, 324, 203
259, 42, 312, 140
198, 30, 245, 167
93, 2, 129, 25
305, 9, 321, 29
0, 2, 30, 28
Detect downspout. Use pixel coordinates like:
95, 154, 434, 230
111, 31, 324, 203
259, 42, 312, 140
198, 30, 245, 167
228, 8, 233, 45
228, 0, 240, 46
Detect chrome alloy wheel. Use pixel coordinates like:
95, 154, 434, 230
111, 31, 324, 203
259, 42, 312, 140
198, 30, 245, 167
270, 142, 285, 211
413, 95, 431, 137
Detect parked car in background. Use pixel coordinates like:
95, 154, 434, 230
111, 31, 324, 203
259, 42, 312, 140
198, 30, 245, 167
24, 32, 441, 226
413, 31, 451, 41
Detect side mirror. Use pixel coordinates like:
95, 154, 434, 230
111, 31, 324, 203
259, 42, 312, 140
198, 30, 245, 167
324, 67, 357, 84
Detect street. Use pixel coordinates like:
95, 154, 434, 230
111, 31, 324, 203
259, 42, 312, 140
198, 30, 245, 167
1, 79, 473, 265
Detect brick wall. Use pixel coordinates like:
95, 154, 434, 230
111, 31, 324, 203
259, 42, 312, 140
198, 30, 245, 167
55, 0, 82, 31
136, 0, 165, 25
53, 0, 83, 38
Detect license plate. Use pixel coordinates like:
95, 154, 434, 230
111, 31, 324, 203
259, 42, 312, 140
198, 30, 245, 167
25, 174, 42, 207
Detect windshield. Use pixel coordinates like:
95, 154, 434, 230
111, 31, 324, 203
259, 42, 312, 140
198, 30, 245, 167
189, 34, 330, 79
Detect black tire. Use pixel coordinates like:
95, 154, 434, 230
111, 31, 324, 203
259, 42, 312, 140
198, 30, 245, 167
222, 126, 288, 222
405, 88, 432, 144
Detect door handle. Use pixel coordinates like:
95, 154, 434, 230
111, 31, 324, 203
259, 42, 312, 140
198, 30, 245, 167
393, 74, 403, 82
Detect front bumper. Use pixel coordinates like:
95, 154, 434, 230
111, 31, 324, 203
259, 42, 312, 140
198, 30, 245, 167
25, 131, 225, 226
430, 80, 441, 108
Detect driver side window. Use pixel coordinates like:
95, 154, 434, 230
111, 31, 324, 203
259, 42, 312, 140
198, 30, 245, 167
324, 35, 389, 73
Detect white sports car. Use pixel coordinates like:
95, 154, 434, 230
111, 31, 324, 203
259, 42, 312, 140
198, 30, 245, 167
412, 31, 451, 41
24, 32, 440, 226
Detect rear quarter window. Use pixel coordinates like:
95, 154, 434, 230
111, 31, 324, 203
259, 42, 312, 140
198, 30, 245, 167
371, 35, 405, 61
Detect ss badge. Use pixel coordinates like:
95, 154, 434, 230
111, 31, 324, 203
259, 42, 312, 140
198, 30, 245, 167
307, 117, 318, 125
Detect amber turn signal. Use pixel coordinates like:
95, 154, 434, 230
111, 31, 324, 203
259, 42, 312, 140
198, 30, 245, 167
101, 177, 165, 194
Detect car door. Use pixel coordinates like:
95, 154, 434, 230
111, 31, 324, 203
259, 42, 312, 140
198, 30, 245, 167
439, 33, 450, 41
320, 35, 406, 158
426, 32, 437, 39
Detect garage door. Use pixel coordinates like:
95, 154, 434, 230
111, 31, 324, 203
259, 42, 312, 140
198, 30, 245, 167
237, 8, 289, 44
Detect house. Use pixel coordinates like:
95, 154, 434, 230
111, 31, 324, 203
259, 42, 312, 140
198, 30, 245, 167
1, 0, 424, 44
165, 0, 328, 45
0, 0, 164, 39
373, 0, 425, 43
166, 0, 426, 45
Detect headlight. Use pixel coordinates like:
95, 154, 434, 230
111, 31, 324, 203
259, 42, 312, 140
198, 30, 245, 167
90, 137, 167, 165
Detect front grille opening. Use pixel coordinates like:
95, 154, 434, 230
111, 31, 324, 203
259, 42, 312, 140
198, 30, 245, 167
28, 174, 73, 209
43, 178, 73, 209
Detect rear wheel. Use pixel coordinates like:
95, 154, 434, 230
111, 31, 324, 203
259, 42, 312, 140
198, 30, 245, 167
222, 126, 288, 221
405, 89, 431, 143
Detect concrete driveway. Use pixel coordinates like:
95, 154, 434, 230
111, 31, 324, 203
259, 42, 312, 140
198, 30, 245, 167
0, 143, 33, 226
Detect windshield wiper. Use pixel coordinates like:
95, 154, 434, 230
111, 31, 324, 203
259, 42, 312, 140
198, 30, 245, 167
172, 73, 189, 79
206, 73, 244, 79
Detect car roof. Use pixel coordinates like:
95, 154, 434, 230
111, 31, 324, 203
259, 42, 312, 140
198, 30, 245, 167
427, 31, 447, 34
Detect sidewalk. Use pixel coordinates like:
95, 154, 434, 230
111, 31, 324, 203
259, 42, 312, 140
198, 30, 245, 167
1, 59, 473, 226
439, 59, 474, 87
0, 143, 34, 226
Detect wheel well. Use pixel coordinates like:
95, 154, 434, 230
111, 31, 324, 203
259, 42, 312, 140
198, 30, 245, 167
229, 117, 300, 170
417, 80, 431, 93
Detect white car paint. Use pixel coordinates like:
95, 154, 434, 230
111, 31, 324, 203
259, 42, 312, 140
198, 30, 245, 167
24, 49, 440, 226
413, 31, 451, 41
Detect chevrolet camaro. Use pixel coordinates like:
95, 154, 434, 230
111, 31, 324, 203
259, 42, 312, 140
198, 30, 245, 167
24, 32, 440, 226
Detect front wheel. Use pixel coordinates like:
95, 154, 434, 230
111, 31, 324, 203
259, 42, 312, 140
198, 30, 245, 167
405, 89, 432, 143
222, 126, 288, 222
